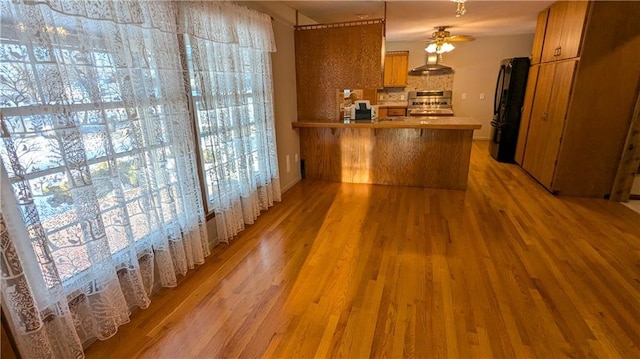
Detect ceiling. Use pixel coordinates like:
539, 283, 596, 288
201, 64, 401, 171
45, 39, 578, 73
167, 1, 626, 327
281, 1, 554, 42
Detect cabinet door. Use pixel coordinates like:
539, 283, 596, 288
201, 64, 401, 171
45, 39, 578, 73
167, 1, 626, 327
541, 1, 566, 63
515, 65, 540, 164
531, 9, 549, 65
542, 60, 577, 188
522, 64, 555, 182
387, 108, 406, 116
383, 52, 408, 87
557, 0, 589, 60
522, 61, 577, 189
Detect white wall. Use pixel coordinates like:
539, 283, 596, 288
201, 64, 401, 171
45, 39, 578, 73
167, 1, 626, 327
387, 34, 534, 139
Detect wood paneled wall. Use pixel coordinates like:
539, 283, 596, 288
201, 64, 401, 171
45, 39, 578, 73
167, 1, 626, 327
295, 21, 384, 121
298, 127, 474, 190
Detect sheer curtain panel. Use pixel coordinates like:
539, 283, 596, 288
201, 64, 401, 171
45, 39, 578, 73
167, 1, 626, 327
180, 2, 281, 243
0, 0, 209, 357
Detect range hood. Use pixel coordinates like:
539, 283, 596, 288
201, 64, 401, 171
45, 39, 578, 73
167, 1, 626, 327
409, 54, 452, 75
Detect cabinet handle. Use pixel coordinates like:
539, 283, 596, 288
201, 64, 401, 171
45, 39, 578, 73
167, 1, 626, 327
557, 46, 561, 56
542, 112, 548, 121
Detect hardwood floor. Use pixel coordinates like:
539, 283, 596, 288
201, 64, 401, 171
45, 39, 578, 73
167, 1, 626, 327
85, 140, 640, 358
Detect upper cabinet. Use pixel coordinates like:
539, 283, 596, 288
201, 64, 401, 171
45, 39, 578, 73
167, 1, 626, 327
540, 0, 589, 62
383, 51, 409, 88
530, 9, 549, 65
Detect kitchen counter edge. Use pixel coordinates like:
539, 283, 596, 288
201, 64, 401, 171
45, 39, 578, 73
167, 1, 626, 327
292, 117, 482, 130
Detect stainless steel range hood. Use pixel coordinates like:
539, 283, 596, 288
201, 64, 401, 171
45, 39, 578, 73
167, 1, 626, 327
409, 54, 452, 75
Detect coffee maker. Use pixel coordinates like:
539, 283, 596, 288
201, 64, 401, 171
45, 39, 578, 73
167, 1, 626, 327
350, 100, 378, 122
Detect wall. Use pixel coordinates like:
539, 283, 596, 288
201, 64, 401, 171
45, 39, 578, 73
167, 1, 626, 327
386, 34, 534, 139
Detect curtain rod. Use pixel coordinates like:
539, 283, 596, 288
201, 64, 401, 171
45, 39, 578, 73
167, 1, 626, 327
295, 18, 384, 31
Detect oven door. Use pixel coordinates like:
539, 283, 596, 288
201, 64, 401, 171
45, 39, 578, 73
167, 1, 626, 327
409, 108, 454, 116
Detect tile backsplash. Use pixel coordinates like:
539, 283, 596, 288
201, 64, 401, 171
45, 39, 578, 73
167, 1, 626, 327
378, 72, 454, 102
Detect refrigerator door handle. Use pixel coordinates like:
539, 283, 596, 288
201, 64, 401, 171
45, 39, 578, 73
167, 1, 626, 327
493, 65, 506, 115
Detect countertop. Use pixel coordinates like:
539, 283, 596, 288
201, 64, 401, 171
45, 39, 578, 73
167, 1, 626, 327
377, 102, 408, 109
292, 117, 482, 130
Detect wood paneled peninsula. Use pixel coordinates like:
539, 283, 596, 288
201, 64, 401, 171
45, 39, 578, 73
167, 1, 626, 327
293, 117, 481, 190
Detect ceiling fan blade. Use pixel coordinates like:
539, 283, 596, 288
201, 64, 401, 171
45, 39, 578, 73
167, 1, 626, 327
447, 35, 475, 42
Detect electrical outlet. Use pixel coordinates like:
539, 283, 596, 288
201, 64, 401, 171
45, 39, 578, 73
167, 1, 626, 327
461, 93, 467, 100
379, 94, 383, 100
286, 155, 290, 172
294, 153, 299, 162
479, 93, 485, 100
400, 94, 405, 100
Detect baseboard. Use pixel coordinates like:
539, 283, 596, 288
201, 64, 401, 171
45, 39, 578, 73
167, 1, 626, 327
281, 176, 302, 193
629, 194, 640, 200
473, 136, 490, 141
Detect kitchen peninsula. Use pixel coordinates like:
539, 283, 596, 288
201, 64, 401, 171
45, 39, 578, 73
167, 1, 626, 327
292, 117, 481, 190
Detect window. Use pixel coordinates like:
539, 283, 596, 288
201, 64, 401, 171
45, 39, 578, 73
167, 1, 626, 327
179, 3, 281, 243
0, 3, 207, 290
0, 2, 288, 356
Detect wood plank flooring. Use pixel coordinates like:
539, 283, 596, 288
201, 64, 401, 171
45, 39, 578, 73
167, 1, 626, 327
85, 140, 640, 358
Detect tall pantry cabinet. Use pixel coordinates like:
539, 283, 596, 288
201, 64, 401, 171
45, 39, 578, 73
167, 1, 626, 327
516, 1, 640, 197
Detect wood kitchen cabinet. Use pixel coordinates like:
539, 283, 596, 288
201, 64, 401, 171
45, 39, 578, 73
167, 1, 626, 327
530, 9, 549, 65
383, 51, 409, 87
378, 107, 406, 117
521, 61, 576, 188
517, 1, 640, 197
515, 65, 540, 164
540, 0, 589, 63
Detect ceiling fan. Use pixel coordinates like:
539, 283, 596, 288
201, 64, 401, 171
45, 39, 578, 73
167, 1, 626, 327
426, 26, 475, 54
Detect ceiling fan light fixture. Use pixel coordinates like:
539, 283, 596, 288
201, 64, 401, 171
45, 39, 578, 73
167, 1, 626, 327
425, 42, 455, 54
440, 42, 455, 53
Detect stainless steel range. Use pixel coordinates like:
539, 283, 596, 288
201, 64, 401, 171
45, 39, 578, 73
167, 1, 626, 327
407, 90, 454, 116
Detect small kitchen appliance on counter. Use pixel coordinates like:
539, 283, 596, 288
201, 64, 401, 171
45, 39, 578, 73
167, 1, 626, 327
349, 100, 378, 122
407, 90, 454, 116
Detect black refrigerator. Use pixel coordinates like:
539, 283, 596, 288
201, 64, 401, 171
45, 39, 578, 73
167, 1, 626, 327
489, 57, 530, 163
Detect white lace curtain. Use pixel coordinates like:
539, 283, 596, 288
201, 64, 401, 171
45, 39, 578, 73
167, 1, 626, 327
181, 2, 281, 243
0, 0, 214, 357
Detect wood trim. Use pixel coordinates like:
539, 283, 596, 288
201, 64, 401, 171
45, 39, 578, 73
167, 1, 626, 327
610, 88, 640, 201
294, 18, 384, 30
385, 51, 409, 55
